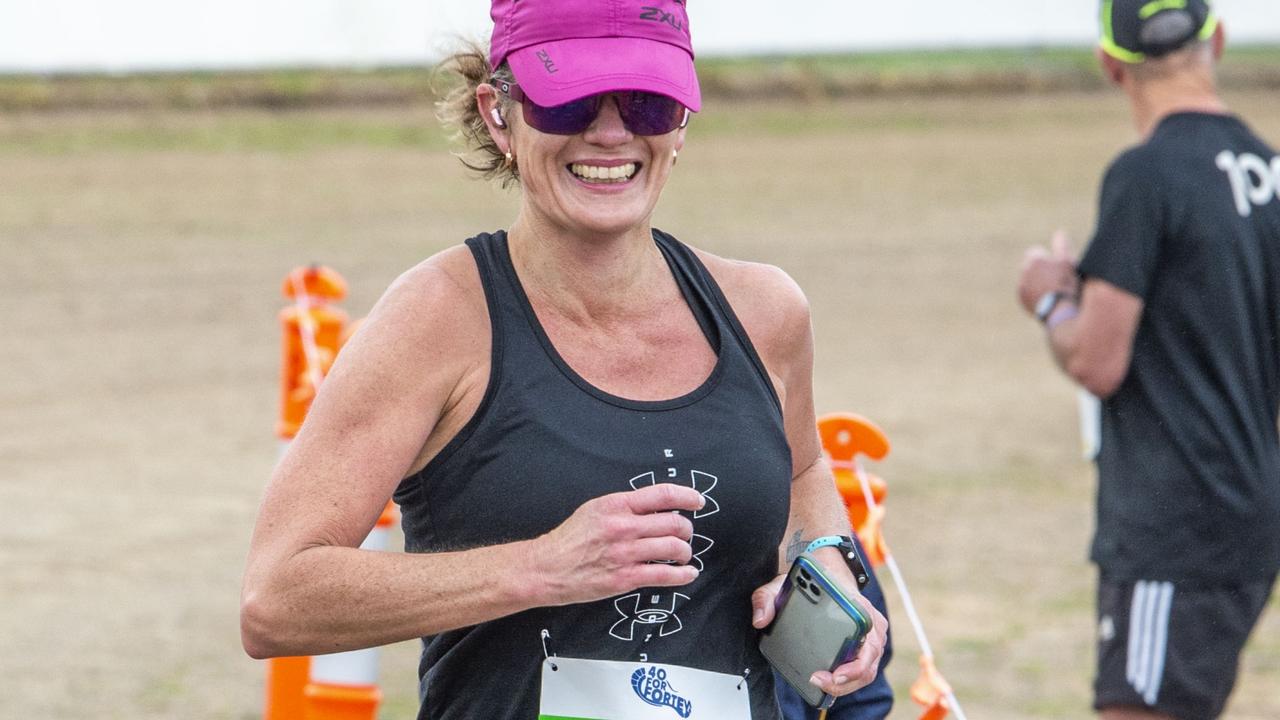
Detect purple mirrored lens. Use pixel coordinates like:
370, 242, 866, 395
509, 85, 685, 136
522, 96, 600, 135
615, 92, 685, 136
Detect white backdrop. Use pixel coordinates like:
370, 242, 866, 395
2, 0, 1278, 74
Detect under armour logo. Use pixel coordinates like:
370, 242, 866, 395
688, 534, 712, 571
644, 533, 713, 571
610, 592, 689, 641
629, 470, 720, 519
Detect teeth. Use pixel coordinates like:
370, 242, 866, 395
570, 162, 637, 183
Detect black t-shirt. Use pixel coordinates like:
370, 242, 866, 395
1079, 112, 1280, 583
393, 231, 792, 719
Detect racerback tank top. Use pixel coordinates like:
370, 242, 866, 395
393, 229, 792, 719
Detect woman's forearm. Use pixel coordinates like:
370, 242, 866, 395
240, 537, 544, 658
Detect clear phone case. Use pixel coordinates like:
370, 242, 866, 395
758, 553, 872, 709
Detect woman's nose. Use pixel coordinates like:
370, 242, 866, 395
583, 95, 631, 143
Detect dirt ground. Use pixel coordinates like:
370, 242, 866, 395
3, 89, 1279, 719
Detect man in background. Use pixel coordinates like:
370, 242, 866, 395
1016, 1, 1280, 718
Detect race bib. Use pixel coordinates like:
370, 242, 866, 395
539, 656, 751, 720
1078, 389, 1101, 460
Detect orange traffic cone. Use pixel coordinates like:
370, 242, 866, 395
265, 267, 400, 720
910, 654, 953, 720
266, 265, 349, 720
277, 265, 348, 440
817, 412, 967, 720
819, 413, 891, 566
265, 656, 311, 720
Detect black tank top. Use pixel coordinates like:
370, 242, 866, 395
393, 229, 792, 719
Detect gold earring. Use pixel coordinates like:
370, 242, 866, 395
672, 149, 679, 166
504, 151, 514, 168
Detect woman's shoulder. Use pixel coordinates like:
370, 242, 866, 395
690, 246, 809, 325
380, 243, 486, 319
350, 243, 490, 373
686, 245, 812, 370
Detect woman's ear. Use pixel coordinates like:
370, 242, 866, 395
476, 83, 511, 151
1210, 21, 1226, 61
673, 112, 689, 154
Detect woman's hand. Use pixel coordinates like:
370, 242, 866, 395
751, 568, 889, 698
532, 483, 706, 606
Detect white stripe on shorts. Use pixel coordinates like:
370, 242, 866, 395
1125, 581, 1150, 689
1125, 580, 1175, 706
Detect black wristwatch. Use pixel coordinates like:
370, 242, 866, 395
804, 535, 870, 590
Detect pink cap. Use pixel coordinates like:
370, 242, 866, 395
490, 0, 701, 112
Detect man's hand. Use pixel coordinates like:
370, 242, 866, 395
1018, 230, 1079, 316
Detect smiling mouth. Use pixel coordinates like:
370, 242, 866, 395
568, 162, 639, 184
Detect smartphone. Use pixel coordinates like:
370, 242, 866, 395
758, 554, 873, 709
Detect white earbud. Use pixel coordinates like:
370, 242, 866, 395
490, 107, 507, 129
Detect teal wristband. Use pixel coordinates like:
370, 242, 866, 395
804, 535, 847, 553
804, 535, 870, 590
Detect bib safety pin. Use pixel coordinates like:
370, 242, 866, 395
736, 667, 750, 690
540, 628, 558, 671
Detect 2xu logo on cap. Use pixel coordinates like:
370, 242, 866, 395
630, 665, 693, 717
536, 49, 558, 74
1217, 150, 1280, 218
639, 6, 684, 31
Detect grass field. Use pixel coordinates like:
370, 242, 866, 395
3, 45, 1279, 111
3, 85, 1279, 719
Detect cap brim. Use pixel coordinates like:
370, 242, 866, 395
506, 37, 701, 112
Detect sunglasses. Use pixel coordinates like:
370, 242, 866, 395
491, 79, 690, 136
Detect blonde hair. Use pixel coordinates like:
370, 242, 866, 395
434, 41, 519, 187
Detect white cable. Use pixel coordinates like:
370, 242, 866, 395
853, 458, 967, 720
881, 554, 933, 659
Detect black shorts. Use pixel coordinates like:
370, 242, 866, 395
1094, 574, 1275, 719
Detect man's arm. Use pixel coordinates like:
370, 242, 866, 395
1017, 231, 1145, 398
1043, 278, 1144, 398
